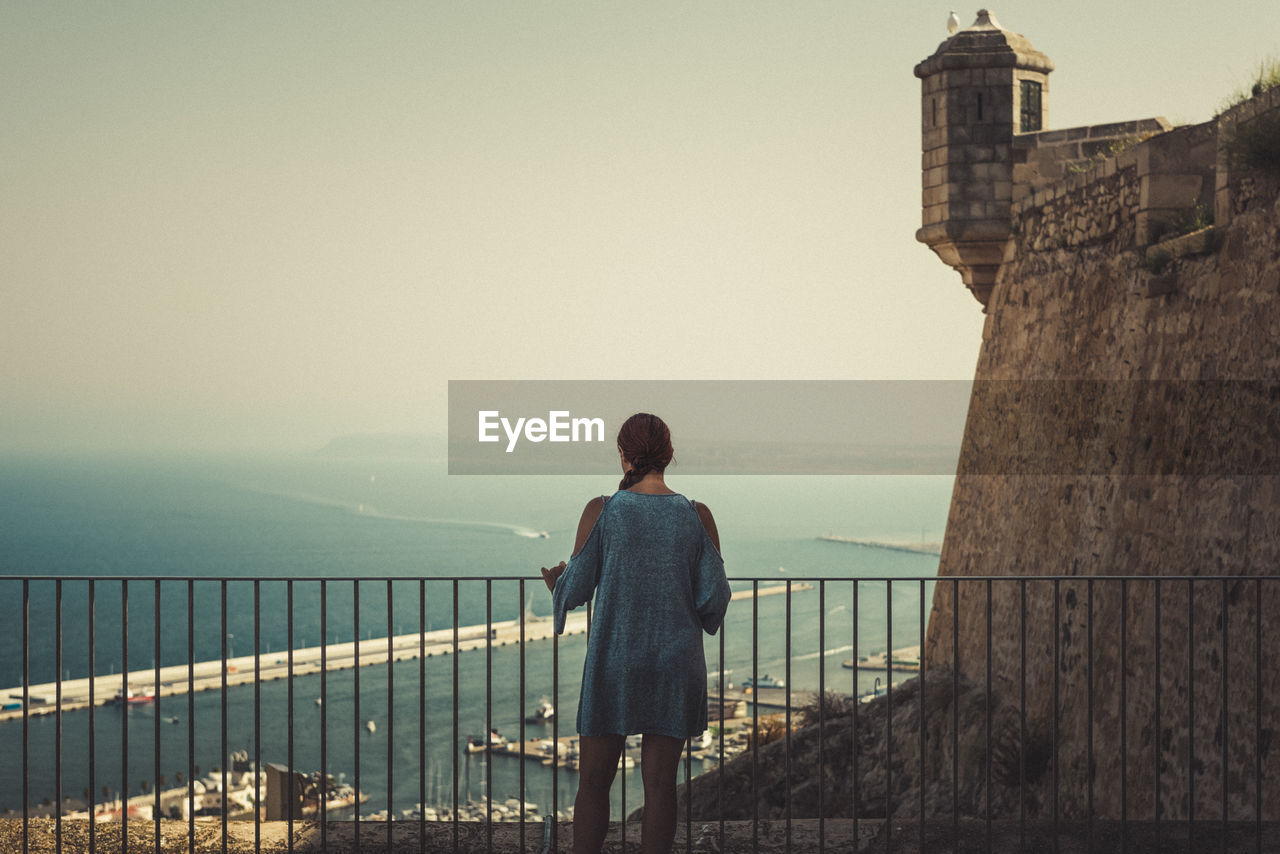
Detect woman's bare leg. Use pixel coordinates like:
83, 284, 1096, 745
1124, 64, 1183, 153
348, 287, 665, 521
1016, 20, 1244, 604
573, 734, 625, 854
640, 734, 685, 854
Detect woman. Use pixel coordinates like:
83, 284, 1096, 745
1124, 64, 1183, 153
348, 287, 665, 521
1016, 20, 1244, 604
541, 412, 731, 854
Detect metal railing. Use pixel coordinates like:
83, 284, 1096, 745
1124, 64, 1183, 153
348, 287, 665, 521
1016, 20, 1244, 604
0, 574, 1274, 853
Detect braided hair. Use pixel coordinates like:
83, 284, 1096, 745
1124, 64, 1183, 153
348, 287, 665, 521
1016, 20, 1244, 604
617, 412, 674, 491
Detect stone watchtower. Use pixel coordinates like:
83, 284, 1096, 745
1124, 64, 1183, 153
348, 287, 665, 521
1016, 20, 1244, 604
915, 10, 1052, 306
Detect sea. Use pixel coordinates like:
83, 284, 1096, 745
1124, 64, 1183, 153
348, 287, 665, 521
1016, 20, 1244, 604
0, 454, 949, 819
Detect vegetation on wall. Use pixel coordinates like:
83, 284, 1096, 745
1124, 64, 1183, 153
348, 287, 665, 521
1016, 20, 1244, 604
1224, 109, 1280, 177
1217, 57, 1280, 114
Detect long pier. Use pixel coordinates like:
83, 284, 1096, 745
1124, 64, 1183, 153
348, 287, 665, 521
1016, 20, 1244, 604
0, 583, 809, 722
817, 535, 942, 556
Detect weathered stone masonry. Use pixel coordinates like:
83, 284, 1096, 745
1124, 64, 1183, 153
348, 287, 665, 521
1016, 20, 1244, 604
917, 10, 1280, 824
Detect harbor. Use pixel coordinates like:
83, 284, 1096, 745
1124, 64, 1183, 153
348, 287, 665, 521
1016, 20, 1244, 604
0, 583, 810, 723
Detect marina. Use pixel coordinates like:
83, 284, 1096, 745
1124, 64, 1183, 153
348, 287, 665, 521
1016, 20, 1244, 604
0, 583, 810, 722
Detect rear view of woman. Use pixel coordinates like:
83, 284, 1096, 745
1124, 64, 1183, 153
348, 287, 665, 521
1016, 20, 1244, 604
541, 412, 731, 854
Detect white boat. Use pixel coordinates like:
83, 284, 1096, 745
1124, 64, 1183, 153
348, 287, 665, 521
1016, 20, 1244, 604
525, 700, 555, 724
741, 674, 785, 689
365, 720, 376, 733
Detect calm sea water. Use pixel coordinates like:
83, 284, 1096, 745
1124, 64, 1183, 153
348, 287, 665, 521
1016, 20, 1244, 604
0, 455, 949, 817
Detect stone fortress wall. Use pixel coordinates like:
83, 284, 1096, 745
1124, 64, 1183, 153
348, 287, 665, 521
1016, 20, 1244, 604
915, 10, 1280, 824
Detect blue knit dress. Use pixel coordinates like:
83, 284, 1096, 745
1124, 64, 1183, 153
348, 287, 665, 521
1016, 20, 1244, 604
552, 491, 731, 739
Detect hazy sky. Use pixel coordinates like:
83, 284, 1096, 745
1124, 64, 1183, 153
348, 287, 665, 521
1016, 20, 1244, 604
2, 3, 1275, 453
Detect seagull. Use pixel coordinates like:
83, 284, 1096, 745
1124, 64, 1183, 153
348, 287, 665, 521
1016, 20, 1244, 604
947, 10, 961, 35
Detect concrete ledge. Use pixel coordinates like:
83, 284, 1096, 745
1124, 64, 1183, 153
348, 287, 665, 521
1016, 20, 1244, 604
0, 818, 881, 853
5, 818, 1280, 853
1152, 225, 1221, 260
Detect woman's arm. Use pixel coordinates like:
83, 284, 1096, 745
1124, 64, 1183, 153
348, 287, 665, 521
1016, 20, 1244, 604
541, 497, 606, 592
571, 497, 605, 556
692, 501, 730, 633
694, 501, 721, 554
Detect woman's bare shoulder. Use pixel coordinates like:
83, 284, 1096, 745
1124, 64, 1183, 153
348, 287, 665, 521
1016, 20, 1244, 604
572, 496, 607, 557
693, 501, 721, 553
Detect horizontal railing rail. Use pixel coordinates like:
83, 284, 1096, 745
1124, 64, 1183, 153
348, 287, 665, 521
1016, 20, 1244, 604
0, 574, 1274, 853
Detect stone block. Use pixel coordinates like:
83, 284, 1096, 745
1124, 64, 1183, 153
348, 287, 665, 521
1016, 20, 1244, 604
923, 185, 949, 207
1139, 269, 1178, 298
1035, 129, 1070, 144
969, 124, 1013, 145
994, 180, 1013, 201
1140, 174, 1204, 211
1092, 120, 1140, 138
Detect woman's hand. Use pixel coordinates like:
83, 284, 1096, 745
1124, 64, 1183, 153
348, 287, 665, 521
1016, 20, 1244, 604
541, 560, 567, 593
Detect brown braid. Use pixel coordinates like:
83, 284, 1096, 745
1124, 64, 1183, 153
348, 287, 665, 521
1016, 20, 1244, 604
616, 412, 674, 490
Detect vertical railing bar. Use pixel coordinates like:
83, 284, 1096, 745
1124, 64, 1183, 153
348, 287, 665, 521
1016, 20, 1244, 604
452, 580, 460, 853
354, 581, 361, 854
221, 579, 228, 854
719, 593, 726, 853
153, 580, 161, 854
1052, 577, 1060, 854
1154, 578, 1162, 844
518, 579, 527, 854
1254, 579, 1262, 854
852, 580, 859, 850
985, 578, 992, 854
486, 579, 493, 852
1020, 578, 1027, 852
1221, 578, 1228, 854
420, 579, 427, 854
918, 578, 925, 854
1188, 578, 1196, 849
188, 580, 195, 854
90, 579, 97, 853
1086, 578, 1094, 854
57, 580, 65, 854
551, 587, 559, 854
1120, 577, 1128, 854
952, 578, 958, 849
255, 579, 262, 854
885, 579, 892, 854
22, 578, 29, 854
320, 579, 328, 854
388, 580, 395, 854
818, 580, 826, 854
686, 740, 693, 854
785, 579, 792, 854
122, 579, 129, 854
287, 579, 295, 853
752, 578, 759, 854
